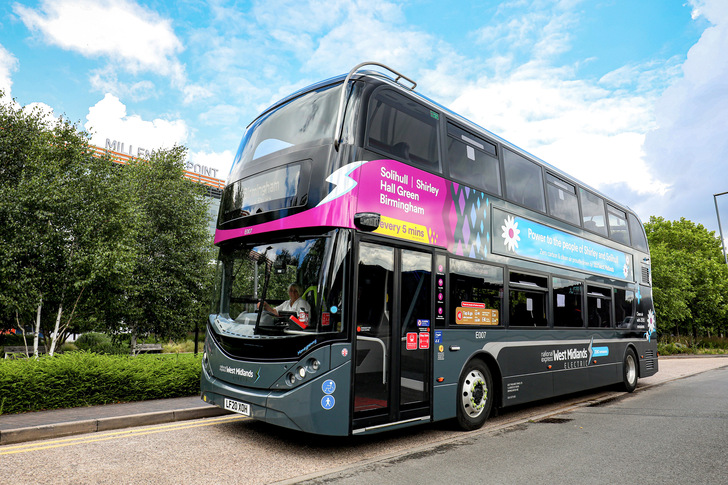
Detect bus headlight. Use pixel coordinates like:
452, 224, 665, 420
307, 358, 320, 372
286, 373, 296, 386
296, 366, 306, 380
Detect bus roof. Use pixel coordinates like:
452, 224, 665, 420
250, 68, 637, 218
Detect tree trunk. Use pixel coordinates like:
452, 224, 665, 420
49, 303, 63, 356
33, 295, 42, 358
130, 331, 137, 355
16, 311, 30, 358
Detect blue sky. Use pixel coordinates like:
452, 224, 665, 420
2, 0, 728, 236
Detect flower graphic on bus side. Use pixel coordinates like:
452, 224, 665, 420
622, 256, 631, 278
501, 215, 520, 252
646, 310, 656, 341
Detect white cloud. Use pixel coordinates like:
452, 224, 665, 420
640, 0, 728, 227
84, 93, 188, 154
449, 70, 669, 198
14, 0, 184, 81
0, 43, 18, 98
89, 66, 156, 102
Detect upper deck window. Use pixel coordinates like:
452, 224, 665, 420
503, 148, 546, 213
546, 173, 580, 225
366, 89, 440, 171
628, 213, 649, 252
229, 84, 340, 181
579, 188, 608, 237
607, 205, 630, 246
446, 122, 501, 196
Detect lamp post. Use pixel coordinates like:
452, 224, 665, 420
714, 191, 728, 266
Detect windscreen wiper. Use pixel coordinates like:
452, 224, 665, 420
254, 247, 273, 333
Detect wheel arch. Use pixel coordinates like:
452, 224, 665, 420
463, 351, 503, 408
623, 343, 641, 377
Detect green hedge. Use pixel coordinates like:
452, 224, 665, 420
0, 352, 202, 414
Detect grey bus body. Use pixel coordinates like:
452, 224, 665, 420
201, 64, 658, 436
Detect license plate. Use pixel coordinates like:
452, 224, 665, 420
223, 398, 251, 416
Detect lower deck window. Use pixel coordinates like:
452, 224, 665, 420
509, 272, 548, 327
587, 285, 612, 327
449, 259, 503, 326
553, 278, 584, 327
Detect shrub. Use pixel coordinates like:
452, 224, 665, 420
0, 352, 202, 414
74, 332, 129, 354
162, 340, 196, 353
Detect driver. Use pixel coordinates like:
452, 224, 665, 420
260, 283, 311, 317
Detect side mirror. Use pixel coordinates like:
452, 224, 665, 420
354, 212, 381, 232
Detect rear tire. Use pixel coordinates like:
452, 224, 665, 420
456, 360, 493, 431
622, 348, 638, 393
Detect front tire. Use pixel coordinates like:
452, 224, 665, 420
456, 360, 493, 431
622, 348, 638, 393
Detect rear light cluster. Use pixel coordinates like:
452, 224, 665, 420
285, 357, 321, 386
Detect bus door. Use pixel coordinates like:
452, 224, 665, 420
353, 241, 432, 430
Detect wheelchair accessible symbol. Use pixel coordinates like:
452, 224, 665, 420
322, 379, 336, 394
321, 395, 335, 410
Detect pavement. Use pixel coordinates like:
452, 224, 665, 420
0, 394, 229, 446
1, 354, 727, 447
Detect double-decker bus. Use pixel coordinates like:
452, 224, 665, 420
201, 62, 658, 436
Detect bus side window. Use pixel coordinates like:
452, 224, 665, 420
449, 259, 503, 326
553, 277, 584, 328
607, 205, 630, 246
587, 285, 612, 328
580, 189, 608, 237
508, 272, 548, 327
366, 89, 440, 172
546, 173, 580, 225
628, 213, 649, 252
446, 122, 501, 196
614, 288, 635, 328
503, 148, 546, 213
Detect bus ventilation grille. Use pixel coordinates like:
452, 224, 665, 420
644, 349, 655, 371
641, 266, 650, 285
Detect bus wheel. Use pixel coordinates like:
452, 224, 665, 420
456, 360, 493, 431
622, 348, 638, 393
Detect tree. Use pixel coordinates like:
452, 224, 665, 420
114, 146, 214, 347
0, 93, 135, 355
645, 216, 728, 339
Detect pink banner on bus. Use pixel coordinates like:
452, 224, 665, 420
215, 159, 491, 262
353, 159, 450, 247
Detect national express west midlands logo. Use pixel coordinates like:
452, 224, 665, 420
540, 338, 609, 369
501, 215, 521, 252
219, 365, 260, 382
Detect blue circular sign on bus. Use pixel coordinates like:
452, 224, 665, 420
322, 379, 336, 394
321, 395, 335, 410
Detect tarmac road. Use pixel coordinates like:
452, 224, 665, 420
1, 356, 726, 484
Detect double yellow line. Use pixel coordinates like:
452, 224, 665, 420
1, 414, 249, 455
